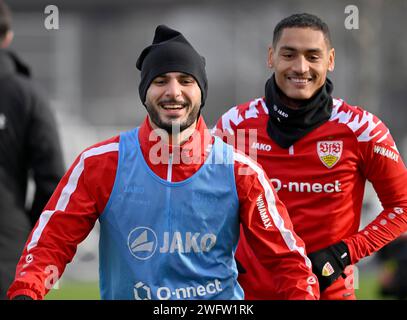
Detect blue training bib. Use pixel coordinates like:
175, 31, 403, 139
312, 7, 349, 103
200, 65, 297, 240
98, 128, 242, 300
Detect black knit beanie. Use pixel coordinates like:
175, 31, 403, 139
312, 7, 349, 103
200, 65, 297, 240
136, 25, 208, 108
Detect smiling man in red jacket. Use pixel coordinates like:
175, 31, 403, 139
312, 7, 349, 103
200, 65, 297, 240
216, 13, 407, 300
7, 24, 318, 300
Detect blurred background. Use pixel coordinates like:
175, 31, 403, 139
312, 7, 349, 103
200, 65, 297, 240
7, 0, 407, 299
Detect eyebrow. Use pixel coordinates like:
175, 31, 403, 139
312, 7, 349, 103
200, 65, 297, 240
178, 74, 194, 79
155, 74, 194, 79
279, 46, 324, 54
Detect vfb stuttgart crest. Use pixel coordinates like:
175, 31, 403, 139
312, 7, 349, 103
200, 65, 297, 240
317, 141, 343, 168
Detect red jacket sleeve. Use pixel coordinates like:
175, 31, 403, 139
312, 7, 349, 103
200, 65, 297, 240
7, 137, 119, 300
233, 151, 319, 300
343, 115, 407, 264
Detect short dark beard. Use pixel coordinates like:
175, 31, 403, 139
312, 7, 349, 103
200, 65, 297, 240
145, 100, 200, 134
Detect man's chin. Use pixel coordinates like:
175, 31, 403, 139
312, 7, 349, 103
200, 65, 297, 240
158, 120, 192, 134
286, 91, 314, 101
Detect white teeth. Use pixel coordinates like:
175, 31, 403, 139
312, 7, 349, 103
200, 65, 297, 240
290, 78, 309, 83
162, 104, 184, 110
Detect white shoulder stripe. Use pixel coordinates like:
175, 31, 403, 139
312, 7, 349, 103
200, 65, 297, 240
27, 142, 119, 252
221, 107, 244, 134
245, 98, 269, 119
258, 98, 269, 114
221, 98, 268, 134
330, 99, 393, 145
233, 152, 312, 269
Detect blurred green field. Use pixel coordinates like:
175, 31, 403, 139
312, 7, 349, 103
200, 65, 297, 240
44, 272, 387, 300
45, 281, 100, 300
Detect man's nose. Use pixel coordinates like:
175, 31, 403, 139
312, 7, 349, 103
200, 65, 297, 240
164, 79, 182, 98
292, 55, 309, 74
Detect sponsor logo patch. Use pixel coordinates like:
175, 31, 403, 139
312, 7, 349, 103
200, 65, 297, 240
322, 262, 335, 277
128, 227, 217, 260
128, 227, 158, 260
317, 141, 343, 168
134, 279, 223, 300
134, 281, 152, 300
307, 276, 317, 285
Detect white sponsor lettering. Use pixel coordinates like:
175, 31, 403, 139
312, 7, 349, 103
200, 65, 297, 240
129, 228, 216, 259
251, 142, 272, 151
373, 145, 399, 162
140, 279, 223, 300
256, 195, 273, 229
271, 178, 342, 193
157, 286, 172, 300
159, 232, 216, 253
273, 105, 288, 118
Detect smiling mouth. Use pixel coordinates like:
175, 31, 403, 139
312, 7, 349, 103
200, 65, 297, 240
160, 104, 186, 110
287, 76, 313, 84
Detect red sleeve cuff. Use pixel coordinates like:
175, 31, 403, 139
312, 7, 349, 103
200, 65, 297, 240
342, 238, 358, 265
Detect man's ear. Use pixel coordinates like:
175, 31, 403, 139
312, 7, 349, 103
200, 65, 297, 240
267, 46, 274, 69
328, 47, 335, 72
1, 30, 14, 48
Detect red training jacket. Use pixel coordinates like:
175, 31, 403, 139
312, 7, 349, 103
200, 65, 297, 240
216, 97, 407, 300
7, 116, 319, 300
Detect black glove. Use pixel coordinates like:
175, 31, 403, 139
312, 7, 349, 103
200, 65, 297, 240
12, 295, 33, 300
308, 241, 351, 292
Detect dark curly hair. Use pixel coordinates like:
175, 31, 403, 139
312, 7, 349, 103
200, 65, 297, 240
273, 13, 332, 48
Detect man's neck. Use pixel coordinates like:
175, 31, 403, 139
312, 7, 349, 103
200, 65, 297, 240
278, 93, 304, 110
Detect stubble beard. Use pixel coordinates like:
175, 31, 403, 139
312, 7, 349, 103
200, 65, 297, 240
145, 101, 200, 134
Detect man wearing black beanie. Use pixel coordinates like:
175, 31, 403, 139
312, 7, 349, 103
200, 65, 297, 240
137, 25, 207, 109
135, 25, 208, 140
8, 25, 319, 300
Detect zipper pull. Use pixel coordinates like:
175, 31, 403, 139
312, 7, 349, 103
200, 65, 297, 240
167, 153, 173, 182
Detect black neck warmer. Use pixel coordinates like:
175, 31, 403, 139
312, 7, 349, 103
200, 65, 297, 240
265, 74, 334, 148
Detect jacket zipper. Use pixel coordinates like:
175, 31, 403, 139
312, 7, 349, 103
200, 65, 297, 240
167, 153, 173, 235
167, 153, 173, 182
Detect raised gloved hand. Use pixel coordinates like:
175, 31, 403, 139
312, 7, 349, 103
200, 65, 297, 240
308, 241, 351, 292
